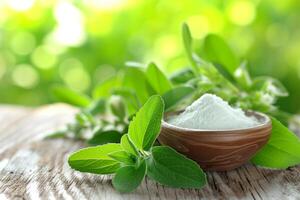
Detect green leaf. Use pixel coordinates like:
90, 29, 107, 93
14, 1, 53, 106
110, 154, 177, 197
213, 63, 236, 85
128, 95, 164, 151
109, 96, 126, 120
85, 98, 106, 116
204, 34, 239, 75
68, 143, 123, 174
112, 160, 146, 193
93, 76, 121, 99
75, 111, 95, 126
182, 23, 192, 56
233, 61, 252, 90
112, 88, 140, 115
51, 85, 91, 107
251, 117, 300, 169
252, 76, 288, 97
182, 23, 199, 76
162, 86, 194, 111
88, 130, 122, 146
146, 146, 207, 188
170, 68, 195, 85
122, 66, 155, 104
108, 150, 136, 165
121, 134, 139, 156
146, 62, 172, 94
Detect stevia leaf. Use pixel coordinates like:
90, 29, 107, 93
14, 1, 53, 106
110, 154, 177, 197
112, 160, 146, 193
121, 134, 139, 156
108, 150, 136, 165
182, 23, 192, 56
252, 76, 289, 97
112, 88, 140, 115
68, 143, 122, 174
122, 66, 155, 104
92, 76, 121, 99
51, 85, 91, 107
162, 86, 194, 111
146, 146, 207, 188
75, 111, 94, 126
251, 117, 300, 169
170, 68, 195, 85
85, 98, 106, 116
233, 61, 252, 90
204, 34, 239, 75
146, 62, 172, 95
88, 130, 122, 146
182, 23, 199, 75
213, 63, 236, 85
109, 96, 126, 120
128, 95, 164, 151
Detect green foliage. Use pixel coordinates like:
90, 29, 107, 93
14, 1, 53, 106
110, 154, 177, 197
121, 134, 139, 156
88, 130, 122, 146
123, 67, 155, 104
85, 99, 106, 116
251, 117, 300, 169
93, 76, 122, 99
182, 23, 198, 76
68, 95, 207, 192
182, 24, 289, 116
51, 86, 91, 107
170, 68, 195, 85
109, 96, 127, 121
233, 61, 252, 90
108, 150, 136, 165
128, 95, 164, 151
145, 63, 173, 95
162, 86, 194, 111
203, 34, 239, 74
58, 23, 299, 193
147, 146, 207, 188
68, 143, 123, 174
112, 160, 146, 193
1, 1, 300, 113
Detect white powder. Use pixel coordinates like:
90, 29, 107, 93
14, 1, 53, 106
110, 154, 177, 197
168, 93, 260, 130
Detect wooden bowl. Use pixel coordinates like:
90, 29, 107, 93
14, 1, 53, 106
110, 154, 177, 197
158, 111, 272, 171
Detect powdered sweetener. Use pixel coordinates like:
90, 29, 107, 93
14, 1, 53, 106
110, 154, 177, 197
168, 93, 260, 130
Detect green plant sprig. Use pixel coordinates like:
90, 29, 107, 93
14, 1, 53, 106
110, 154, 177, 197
68, 95, 207, 193
51, 23, 300, 173
48, 62, 194, 144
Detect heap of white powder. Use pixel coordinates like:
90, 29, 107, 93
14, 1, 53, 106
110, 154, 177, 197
168, 93, 260, 130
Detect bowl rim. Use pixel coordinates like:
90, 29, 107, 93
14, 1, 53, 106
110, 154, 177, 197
162, 111, 272, 134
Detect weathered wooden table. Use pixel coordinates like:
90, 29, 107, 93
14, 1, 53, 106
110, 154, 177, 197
0, 104, 300, 200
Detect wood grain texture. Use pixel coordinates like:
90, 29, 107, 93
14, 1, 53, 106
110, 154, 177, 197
0, 104, 300, 200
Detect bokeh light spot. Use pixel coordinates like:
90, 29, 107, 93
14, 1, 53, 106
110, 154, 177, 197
187, 15, 210, 39
204, 8, 225, 33
31, 46, 57, 69
154, 35, 180, 59
12, 64, 39, 88
51, 2, 86, 47
10, 32, 36, 56
228, 0, 256, 26
59, 58, 90, 91
6, 0, 35, 11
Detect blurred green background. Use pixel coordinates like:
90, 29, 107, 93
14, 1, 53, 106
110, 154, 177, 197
0, 0, 299, 113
